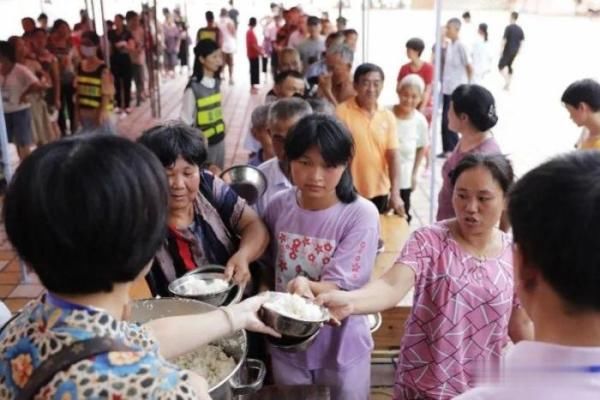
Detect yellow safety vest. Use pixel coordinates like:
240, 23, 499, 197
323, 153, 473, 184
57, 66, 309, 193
76, 64, 112, 111
190, 79, 226, 145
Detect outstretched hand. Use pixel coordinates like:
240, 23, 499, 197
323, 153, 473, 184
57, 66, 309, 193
228, 294, 281, 338
316, 290, 355, 324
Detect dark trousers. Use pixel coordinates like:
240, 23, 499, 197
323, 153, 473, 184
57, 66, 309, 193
112, 64, 133, 109
271, 51, 278, 80
400, 188, 412, 223
369, 195, 389, 214
249, 57, 260, 85
261, 56, 269, 73
132, 63, 144, 106
58, 80, 76, 135
441, 94, 459, 153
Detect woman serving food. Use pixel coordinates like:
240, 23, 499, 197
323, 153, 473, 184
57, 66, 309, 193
138, 122, 270, 295
0, 134, 278, 399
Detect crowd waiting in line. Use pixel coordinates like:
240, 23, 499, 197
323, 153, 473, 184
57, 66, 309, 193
2, 2, 600, 400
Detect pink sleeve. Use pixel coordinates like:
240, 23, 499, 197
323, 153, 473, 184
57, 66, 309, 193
394, 229, 435, 278
321, 205, 379, 290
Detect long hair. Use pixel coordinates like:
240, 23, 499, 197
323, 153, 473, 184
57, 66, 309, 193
285, 114, 357, 203
191, 39, 221, 81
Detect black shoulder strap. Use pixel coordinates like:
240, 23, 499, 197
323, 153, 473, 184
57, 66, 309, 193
16, 336, 133, 400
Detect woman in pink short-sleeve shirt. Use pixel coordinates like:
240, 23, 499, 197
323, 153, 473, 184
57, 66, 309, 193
319, 153, 533, 399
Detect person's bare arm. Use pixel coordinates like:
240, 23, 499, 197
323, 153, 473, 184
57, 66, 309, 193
385, 149, 406, 217
50, 58, 61, 109
317, 263, 416, 319
419, 83, 432, 113
225, 206, 270, 285
508, 307, 534, 343
466, 63, 473, 82
411, 146, 426, 190
144, 295, 279, 359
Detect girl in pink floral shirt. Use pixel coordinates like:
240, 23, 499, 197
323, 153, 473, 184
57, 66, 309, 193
319, 153, 533, 399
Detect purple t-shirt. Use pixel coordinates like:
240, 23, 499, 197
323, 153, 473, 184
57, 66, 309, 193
263, 188, 379, 370
436, 137, 501, 221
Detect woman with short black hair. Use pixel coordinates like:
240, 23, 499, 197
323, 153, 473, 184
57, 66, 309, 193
0, 134, 278, 399
138, 122, 270, 296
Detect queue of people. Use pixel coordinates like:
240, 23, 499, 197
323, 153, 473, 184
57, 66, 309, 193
1, 3, 600, 400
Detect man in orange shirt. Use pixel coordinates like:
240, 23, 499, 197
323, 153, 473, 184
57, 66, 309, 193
336, 63, 405, 217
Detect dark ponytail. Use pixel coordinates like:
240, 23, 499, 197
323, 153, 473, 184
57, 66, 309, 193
451, 84, 498, 132
478, 23, 489, 42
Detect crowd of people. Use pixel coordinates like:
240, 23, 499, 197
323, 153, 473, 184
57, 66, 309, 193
0, 4, 201, 163
2, 2, 600, 400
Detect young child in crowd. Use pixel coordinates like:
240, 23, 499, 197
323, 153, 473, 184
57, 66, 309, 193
561, 78, 600, 150
181, 39, 226, 169
263, 114, 379, 400
390, 74, 429, 223
75, 31, 115, 134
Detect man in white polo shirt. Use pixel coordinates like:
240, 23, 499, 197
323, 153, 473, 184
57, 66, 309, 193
440, 17, 472, 157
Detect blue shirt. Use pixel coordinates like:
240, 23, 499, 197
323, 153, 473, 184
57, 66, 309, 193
0, 294, 198, 399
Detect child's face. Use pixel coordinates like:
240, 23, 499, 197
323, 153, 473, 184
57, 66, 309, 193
200, 50, 223, 73
397, 85, 422, 112
565, 103, 586, 127
290, 146, 345, 202
406, 48, 419, 60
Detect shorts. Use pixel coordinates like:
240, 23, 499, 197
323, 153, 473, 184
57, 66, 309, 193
163, 50, 179, 69
4, 109, 34, 147
498, 52, 517, 73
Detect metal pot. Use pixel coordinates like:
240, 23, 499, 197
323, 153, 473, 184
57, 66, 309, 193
220, 165, 267, 205
182, 265, 243, 306
130, 298, 265, 400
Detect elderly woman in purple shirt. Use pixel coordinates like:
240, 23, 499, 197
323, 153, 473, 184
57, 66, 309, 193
263, 114, 379, 400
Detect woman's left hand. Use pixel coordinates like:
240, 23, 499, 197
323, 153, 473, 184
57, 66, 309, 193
287, 276, 314, 299
225, 251, 251, 286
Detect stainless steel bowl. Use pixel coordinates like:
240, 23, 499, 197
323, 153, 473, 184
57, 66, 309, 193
266, 329, 320, 352
220, 165, 267, 205
168, 272, 235, 306
367, 312, 382, 333
129, 298, 265, 400
182, 265, 243, 306
260, 292, 330, 338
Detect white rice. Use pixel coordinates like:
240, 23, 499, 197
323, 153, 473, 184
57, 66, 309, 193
172, 344, 236, 387
264, 293, 324, 321
181, 278, 229, 295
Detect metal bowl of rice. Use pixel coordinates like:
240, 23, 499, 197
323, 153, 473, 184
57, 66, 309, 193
168, 272, 235, 306
260, 291, 330, 338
